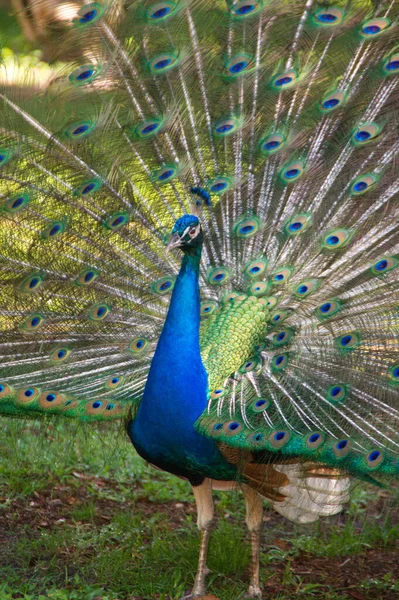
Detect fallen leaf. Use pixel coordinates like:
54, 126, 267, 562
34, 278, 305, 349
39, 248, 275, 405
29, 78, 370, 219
271, 537, 291, 551
348, 592, 365, 600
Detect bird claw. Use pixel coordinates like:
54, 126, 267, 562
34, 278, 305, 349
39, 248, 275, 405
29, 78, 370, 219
244, 585, 263, 598
180, 587, 207, 599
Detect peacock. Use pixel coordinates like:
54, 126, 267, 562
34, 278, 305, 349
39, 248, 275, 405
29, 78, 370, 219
1, 0, 399, 597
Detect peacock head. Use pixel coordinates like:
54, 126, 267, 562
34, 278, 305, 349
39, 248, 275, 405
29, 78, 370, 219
167, 214, 203, 253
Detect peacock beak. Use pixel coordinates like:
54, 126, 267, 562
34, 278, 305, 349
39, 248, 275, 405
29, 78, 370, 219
166, 232, 183, 252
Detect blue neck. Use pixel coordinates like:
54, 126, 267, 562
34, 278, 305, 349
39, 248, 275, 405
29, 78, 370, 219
159, 249, 202, 354
146, 246, 205, 411
130, 245, 212, 459
129, 242, 236, 480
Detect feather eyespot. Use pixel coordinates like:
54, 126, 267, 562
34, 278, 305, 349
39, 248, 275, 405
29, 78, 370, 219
321, 228, 352, 250
248, 281, 269, 296
271, 266, 293, 284
206, 420, 224, 437
269, 430, 291, 448
269, 309, 289, 325
365, 449, 384, 469
360, 18, 390, 38
4, 192, 30, 213
352, 122, 381, 146
42, 221, 66, 240
247, 432, 265, 446
213, 116, 241, 137
39, 391, 65, 409
223, 420, 243, 436
265, 296, 278, 310
260, 133, 286, 155
206, 266, 232, 286
225, 53, 254, 76
251, 398, 270, 413
315, 299, 342, 319
63, 398, 78, 411
336, 332, 360, 351
22, 314, 44, 331
292, 279, 320, 298
89, 303, 110, 321
271, 353, 288, 371
223, 292, 240, 303
149, 52, 180, 74
284, 212, 312, 236
313, 7, 344, 26
17, 387, 40, 404
389, 364, 399, 383
306, 432, 325, 450
136, 118, 163, 138
327, 384, 348, 403
65, 120, 96, 139
243, 257, 268, 279
200, 301, 219, 318
75, 268, 98, 287
74, 178, 102, 196
351, 174, 378, 195
153, 164, 178, 184
152, 276, 176, 294
51, 347, 71, 362
74, 3, 104, 27
320, 90, 346, 112
19, 273, 44, 293
0, 148, 11, 167
106, 375, 124, 389
210, 388, 226, 399
104, 212, 129, 231
332, 439, 352, 458
229, 1, 261, 18
209, 176, 232, 195
129, 337, 150, 355
233, 214, 261, 238
239, 357, 261, 374
69, 64, 102, 85
0, 383, 11, 399
383, 52, 399, 75
371, 256, 397, 276
272, 328, 294, 348
147, 2, 177, 21
272, 69, 298, 89
280, 161, 304, 183
85, 400, 106, 415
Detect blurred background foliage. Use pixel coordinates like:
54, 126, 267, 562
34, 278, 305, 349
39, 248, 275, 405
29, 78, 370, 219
0, 0, 83, 86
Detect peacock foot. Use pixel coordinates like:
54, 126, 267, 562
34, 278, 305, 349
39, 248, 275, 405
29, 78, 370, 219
244, 584, 263, 598
190, 585, 206, 598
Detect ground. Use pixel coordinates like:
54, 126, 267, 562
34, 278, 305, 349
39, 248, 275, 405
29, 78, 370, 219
0, 419, 398, 600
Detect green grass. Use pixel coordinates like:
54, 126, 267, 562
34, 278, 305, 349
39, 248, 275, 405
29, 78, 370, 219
0, 418, 398, 600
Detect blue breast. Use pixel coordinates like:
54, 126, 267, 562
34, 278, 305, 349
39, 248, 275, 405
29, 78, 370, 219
128, 252, 236, 482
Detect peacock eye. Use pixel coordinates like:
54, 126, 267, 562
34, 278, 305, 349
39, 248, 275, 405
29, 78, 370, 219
189, 228, 197, 235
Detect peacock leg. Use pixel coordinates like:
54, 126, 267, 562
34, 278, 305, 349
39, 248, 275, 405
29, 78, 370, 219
191, 478, 214, 598
242, 485, 264, 599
